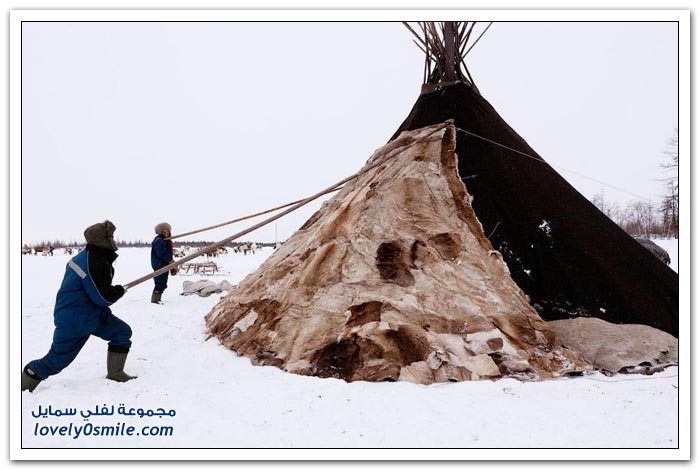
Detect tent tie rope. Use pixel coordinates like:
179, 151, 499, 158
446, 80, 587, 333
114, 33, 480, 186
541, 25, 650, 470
122, 122, 452, 291
455, 127, 657, 204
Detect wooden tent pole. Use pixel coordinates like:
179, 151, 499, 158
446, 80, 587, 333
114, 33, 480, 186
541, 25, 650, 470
122, 121, 452, 291
167, 184, 344, 241
444, 21, 457, 82
123, 181, 347, 290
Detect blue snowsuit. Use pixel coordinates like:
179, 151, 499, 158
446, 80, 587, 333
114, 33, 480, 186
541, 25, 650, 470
27, 245, 130, 380
151, 235, 173, 294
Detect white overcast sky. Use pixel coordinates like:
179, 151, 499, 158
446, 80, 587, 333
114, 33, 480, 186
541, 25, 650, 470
20, 18, 679, 245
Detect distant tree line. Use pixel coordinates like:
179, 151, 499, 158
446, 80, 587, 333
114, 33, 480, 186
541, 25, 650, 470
591, 128, 679, 239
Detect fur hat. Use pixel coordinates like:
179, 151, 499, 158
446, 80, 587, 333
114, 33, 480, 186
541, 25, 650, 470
154, 222, 172, 236
84, 220, 118, 251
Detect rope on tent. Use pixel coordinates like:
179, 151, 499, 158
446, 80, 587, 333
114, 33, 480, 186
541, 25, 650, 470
455, 127, 658, 204
167, 184, 344, 241
122, 122, 453, 291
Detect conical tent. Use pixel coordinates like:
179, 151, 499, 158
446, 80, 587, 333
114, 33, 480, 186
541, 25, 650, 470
392, 22, 679, 337
204, 22, 678, 382
205, 123, 591, 383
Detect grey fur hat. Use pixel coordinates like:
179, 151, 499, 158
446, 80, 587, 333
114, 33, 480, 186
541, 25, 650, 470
154, 222, 172, 236
84, 220, 118, 251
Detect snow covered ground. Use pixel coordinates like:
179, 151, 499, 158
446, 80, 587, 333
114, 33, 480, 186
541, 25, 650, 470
18, 242, 681, 455
653, 238, 679, 273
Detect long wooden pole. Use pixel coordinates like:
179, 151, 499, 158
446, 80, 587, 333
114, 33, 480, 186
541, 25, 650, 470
168, 184, 343, 240
123, 175, 359, 290
123, 182, 346, 290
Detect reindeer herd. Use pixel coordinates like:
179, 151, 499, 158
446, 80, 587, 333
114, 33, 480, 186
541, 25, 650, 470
170, 242, 264, 277
22, 246, 55, 256
22, 245, 86, 256
24, 242, 266, 258
173, 242, 260, 259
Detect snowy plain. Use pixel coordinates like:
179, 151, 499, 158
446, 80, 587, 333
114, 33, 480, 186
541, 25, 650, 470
19, 240, 680, 454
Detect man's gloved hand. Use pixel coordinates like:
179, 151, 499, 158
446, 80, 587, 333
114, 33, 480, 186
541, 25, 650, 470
168, 260, 178, 276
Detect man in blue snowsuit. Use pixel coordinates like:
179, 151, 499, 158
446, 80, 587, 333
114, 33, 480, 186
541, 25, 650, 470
21, 220, 135, 393
150, 222, 177, 304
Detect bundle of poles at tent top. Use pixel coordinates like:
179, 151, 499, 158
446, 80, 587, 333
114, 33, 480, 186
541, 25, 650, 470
403, 21, 492, 88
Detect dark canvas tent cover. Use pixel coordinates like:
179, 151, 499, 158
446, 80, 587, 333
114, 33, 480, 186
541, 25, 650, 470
392, 23, 678, 337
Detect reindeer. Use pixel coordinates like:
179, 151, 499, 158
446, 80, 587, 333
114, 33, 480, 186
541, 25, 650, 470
33, 246, 54, 256
22, 246, 32, 255
63, 247, 74, 255
241, 243, 252, 256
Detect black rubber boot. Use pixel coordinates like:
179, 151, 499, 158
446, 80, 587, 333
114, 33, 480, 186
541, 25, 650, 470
151, 292, 162, 304
22, 365, 42, 392
106, 351, 137, 382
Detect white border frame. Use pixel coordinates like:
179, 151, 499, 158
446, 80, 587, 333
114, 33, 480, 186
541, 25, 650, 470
9, 8, 690, 461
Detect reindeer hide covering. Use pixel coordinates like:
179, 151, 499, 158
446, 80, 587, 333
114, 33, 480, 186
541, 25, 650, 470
205, 122, 592, 383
